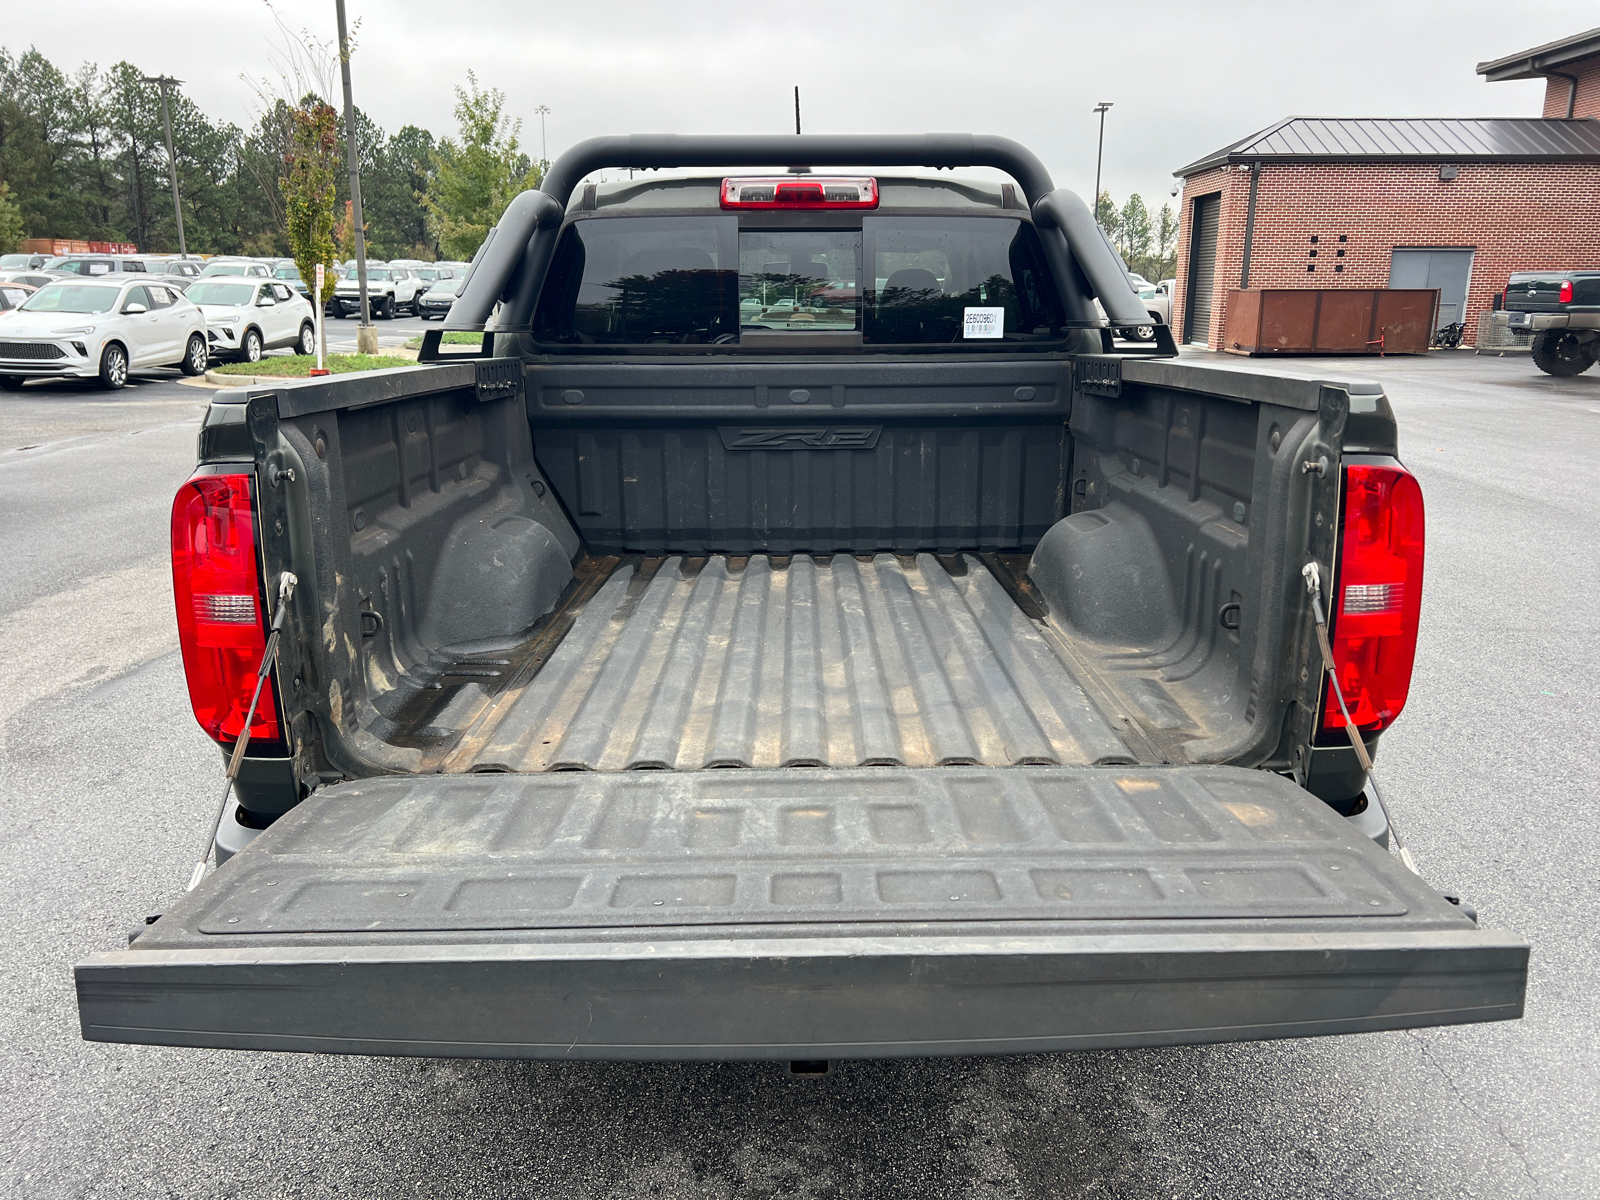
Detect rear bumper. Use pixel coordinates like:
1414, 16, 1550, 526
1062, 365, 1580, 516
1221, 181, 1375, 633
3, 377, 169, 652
1505, 311, 1600, 331
77, 927, 1526, 1060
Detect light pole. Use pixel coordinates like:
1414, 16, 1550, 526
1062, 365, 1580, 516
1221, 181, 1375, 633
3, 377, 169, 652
141, 76, 188, 258
535, 105, 551, 166
1092, 101, 1113, 224
336, 0, 377, 354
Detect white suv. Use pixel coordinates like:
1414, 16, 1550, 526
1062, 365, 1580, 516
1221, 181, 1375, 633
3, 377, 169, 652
187, 279, 316, 363
333, 267, 428, 319
0, 279, 208, 390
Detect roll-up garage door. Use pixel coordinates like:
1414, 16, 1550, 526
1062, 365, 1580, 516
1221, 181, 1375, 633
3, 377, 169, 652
1183, 193, 1220, 346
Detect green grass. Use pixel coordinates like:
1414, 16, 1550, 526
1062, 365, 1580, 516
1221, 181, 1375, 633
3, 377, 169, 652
210, 354, 414, 378
403, 331, 484, 350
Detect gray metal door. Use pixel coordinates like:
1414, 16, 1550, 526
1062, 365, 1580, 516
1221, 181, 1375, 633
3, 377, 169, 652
1183, 193, 1220, 345
1390, 249, 1474, 329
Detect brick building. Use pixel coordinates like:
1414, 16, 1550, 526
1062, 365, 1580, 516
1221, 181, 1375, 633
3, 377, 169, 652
1169, 26, 1600, 349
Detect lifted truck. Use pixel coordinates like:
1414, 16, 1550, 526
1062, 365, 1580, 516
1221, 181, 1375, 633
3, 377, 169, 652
1503, 270, 1600, 375
76, 135, 1526, 1063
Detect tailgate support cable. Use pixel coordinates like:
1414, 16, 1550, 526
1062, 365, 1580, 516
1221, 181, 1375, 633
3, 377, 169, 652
1302, 562, 1420, 875
186, 572, 297, 892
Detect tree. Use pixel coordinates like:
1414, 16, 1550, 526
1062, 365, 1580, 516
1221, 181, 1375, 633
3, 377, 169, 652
422, 72, 540, 261
281, 102, 339, 296
0, 182, 23, 252
364, 124, 435, 258
239, 98, 298, 242
1153, 203, 1177, 281
1119, 194, 1152, 267
0, 48, 85, 238
239, 3, 345, 258
1095, 190, 1121, 244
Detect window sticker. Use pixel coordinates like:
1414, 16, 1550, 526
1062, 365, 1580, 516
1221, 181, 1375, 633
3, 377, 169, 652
963, 306, 1004, 339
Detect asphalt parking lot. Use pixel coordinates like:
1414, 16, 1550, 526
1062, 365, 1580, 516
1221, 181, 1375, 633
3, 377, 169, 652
1, 349, 1596, 1199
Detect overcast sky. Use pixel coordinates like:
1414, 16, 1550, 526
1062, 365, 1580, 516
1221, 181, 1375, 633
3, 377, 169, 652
13, 0, 1595, 215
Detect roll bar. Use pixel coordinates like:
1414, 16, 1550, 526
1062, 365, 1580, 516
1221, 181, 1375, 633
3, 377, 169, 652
538, 133, 1056, 207
1032, 190, 1151, 327
440, 132, 1156, 340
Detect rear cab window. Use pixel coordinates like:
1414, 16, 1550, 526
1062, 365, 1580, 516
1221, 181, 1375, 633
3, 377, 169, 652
532, 178, 1065, 352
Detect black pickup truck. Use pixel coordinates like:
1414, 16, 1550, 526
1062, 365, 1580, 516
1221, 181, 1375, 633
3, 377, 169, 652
1503, 270, 1600, 375
75, 135, 1525, 1063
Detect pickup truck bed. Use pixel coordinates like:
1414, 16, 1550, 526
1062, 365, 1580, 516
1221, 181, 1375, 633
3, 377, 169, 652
77, 133, 1526, 1062
436, 551, 1136, 772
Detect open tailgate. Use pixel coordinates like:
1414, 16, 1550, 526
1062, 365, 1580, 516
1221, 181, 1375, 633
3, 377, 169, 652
77, 767, 1526, 1060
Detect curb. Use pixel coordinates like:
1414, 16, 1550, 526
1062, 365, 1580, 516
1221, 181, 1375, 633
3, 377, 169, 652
205, 369, 257, 386
204, 352, 418, 388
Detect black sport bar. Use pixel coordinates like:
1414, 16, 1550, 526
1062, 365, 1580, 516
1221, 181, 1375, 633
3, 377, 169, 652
445, 133, 1151, 332
539, 133, 1056, 207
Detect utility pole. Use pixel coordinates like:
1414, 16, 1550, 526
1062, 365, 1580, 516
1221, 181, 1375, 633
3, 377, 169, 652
336, 0, 377, 354
794, 86, 802, 135
1092, 101, 1113, 225
535, 105, 551, 167
141, 76, 188, 258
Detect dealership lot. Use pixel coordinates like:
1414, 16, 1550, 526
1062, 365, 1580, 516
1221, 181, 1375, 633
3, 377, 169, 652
1, 352, 1596, 1199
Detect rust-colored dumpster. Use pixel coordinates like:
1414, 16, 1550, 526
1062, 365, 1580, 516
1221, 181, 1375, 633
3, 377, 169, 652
1222, 288, 1438, 355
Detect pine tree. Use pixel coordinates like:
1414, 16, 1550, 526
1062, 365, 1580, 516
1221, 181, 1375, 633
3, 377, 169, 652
1095, 190, 1121, 244
1120, 194, 1152, 267
1155, 203, 1178, 281
0, 182, 23, 252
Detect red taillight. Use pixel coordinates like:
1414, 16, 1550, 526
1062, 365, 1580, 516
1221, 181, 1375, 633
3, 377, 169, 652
1559, 279, 1573, 303
1322, 462, 1425, 736
170, 472, 281, 747
720, 176, 879, 209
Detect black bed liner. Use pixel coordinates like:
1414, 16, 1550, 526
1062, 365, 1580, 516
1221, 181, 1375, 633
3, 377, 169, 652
78, 766, 1527, 1059
444, 552, 1139, 773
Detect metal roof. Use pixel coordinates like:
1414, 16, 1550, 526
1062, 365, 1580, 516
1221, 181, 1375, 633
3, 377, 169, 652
1477, 26, 1600, 80
1175, 116, 1600, 176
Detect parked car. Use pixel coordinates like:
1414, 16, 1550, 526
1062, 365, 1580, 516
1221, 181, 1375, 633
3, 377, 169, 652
0, 270, 58, 290
0, 252, 51, 270
0, 281, 38, 313
186, 278, 316, 363
1502, 269, 1600, 375
1093, 296, 1159, 342
410, 265, 459, 288
157, 258, 205, 281
0, 281, 36, 310
42, 254, 157, 278
415, 275, 465, 319
81, 134, 1525, 1065
1117, 284, 1172, 341
0, 277, 207, 389
270, 264, 314, 302
199, 259, 273, 279
332, 266, 427, 318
